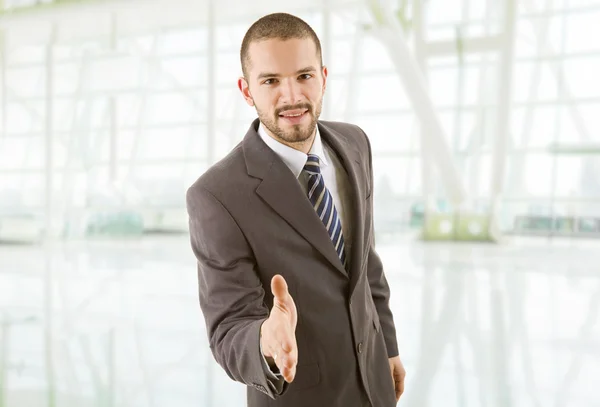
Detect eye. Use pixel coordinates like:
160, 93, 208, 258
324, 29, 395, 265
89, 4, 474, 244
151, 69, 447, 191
299, 74, 313, 80
263, 78, 278, 85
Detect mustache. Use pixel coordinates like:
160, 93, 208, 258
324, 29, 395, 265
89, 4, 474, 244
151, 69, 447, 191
275, 103, 313, 116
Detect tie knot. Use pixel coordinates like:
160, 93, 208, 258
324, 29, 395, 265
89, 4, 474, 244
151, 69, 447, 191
304, 154, 321, 175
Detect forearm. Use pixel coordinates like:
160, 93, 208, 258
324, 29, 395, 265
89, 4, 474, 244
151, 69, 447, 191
210, 316, 266, 382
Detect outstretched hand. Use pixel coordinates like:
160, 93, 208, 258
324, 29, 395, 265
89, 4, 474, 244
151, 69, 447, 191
260, 275, 298, 383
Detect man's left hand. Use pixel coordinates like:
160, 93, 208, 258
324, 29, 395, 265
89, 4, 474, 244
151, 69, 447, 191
388, 356, 406, 402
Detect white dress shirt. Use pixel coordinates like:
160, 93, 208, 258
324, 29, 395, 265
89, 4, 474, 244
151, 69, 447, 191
257, 121, 353, 384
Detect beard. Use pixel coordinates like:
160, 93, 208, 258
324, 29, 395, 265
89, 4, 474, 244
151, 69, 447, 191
256, 98, 323, 145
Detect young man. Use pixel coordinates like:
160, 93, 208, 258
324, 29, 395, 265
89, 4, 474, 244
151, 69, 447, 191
186, 12, 406, 407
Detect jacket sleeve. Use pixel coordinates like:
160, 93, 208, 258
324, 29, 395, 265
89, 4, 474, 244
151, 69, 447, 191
362, 130, 400, 358
186, 184, 288, 399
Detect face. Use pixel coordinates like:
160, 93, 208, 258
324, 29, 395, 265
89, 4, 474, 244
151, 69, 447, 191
238, 37, 327, 148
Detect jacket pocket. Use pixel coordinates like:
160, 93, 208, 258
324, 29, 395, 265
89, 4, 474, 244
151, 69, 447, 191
288, 362, 320, 392
372, 307, 381, 333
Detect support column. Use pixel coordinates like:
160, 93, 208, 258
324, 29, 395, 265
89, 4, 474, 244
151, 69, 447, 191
367, 0, 468, 207
489, 0, 517, 219
205, 4, 216, 407
343, 17, 363, 122
109, 13, 118, 183
206, 0, 216, 165
43, 23, 57, 407
413, 0, 436, 213
0, 315, 7, 407
322, 0, 332, 117
44, 250, 56, 407
0, 29, 6, 141
44, 25, 56, 239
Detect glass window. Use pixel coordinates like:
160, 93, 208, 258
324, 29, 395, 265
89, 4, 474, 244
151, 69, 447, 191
356, 114, 418, 153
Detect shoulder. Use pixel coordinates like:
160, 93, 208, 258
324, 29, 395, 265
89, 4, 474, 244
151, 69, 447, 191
186, 143, 250, 208
319, 119, 372, 153
320, 119, 366, 136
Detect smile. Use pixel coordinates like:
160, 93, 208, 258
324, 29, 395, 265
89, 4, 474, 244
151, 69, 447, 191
279, 109, 309, 118
278, 110, 308, 125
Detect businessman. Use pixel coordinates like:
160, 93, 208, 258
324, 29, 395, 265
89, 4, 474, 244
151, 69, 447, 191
186, 12, 406, 407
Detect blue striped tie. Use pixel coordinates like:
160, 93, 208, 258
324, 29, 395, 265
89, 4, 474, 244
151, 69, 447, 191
304, 154, 347, 267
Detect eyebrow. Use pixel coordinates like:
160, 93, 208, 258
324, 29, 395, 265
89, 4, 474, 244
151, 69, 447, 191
257, 66, 317, 80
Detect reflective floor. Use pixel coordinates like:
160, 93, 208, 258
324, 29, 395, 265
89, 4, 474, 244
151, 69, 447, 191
1, 234, 599, 407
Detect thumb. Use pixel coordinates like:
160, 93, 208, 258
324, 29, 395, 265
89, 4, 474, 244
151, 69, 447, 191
271, 275, 290, 304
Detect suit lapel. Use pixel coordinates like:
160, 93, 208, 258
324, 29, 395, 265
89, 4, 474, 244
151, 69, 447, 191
317, 122, 366, 291
243, 119, 348, 278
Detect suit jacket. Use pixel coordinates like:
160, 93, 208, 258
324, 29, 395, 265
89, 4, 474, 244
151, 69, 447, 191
186, 118, 399, 407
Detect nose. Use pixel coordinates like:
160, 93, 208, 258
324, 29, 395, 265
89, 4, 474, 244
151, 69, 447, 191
279, 78, 303, 105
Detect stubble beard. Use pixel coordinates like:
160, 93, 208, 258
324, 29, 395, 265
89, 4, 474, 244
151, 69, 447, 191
257, 99, 323, 146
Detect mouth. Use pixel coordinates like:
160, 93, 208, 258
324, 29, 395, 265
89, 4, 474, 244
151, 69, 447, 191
278, 109, 309, 125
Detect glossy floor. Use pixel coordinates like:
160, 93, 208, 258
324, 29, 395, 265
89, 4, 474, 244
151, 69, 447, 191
0, 234, 598, 407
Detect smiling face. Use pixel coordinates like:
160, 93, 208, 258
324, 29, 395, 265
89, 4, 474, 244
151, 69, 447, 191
238, 37, 327, 152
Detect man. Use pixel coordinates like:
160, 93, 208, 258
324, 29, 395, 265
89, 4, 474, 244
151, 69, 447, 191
186, 12, 406, 407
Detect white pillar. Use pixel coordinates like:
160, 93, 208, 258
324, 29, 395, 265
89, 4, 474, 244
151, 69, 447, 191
322, 0, 332, 117
343, 19, 363, 122
44, 25, 56, 239
489, 0, 517, 214
205, 5, 216, 406
44, 25, 57, 407
206, 0, 216, 165
0, 29, 6, 141
367, 1, 468, 207
412, 0, 437, 212
0, 315, 7, 407
109, 13, 118, 183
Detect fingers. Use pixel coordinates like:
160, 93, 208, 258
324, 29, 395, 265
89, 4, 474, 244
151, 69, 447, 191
270, 275, 298, 329
261, 316, 298, 383
389, 359, 406, 402
395, 368, 405, 401
271, 274, 289, 304
264, 275, 299, 382
265, 334, 296, 367
271, 330, 297, 382
265, 343, 297, 382
391, 374, 402, 401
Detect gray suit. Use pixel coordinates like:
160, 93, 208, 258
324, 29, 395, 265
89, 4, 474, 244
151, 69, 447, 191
186, 118, 399, 407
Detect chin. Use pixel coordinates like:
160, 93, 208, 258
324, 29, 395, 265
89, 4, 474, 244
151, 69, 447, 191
294, 132, 315, 143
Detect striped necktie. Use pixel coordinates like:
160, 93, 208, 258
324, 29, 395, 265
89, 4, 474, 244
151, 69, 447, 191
303, 154, 347, 267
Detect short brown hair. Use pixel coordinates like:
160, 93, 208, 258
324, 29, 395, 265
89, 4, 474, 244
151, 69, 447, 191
240, 13, 323, 79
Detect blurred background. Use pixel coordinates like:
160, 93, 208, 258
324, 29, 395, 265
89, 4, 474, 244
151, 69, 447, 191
1, 0, 599, 406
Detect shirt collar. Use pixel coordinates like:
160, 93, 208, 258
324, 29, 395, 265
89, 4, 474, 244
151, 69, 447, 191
258, 121, 328, 178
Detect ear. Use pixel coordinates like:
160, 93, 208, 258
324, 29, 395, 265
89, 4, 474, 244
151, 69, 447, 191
238, 77, 255, 107
321, 65, 328, 93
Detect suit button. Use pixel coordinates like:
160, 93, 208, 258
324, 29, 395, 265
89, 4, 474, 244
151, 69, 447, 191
357, 342, 363, 354
349, 300, 353, 306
